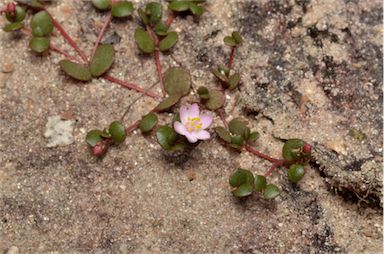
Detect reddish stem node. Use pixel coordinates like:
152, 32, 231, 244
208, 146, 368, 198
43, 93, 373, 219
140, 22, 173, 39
103, 75, 161, 99
91, 14, 112, 59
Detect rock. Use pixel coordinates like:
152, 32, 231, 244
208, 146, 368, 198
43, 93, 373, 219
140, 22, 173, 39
6, 246, 19, 254
2, 62, 14, 73
43, 116, 75, 148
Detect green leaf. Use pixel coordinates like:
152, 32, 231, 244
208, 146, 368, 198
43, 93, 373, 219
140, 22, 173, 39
287, 164, 305, 183
197, 86, 210, 100
169, 1, 190, 11
254, 175, 266, 192
134, 27, 155, 53
212, 69, 228, 83
155, 21, 168, 36
163, 67, 191, 96
230, 135, 244, 148
145, 2, 162, 25
139, 112, 158, 133
224, 36, 237, 47
229, 169, 254, 187
91, 0, 111, 10
31, 11, 53, 37
218, 64, 230, 76
228, 118, 248, 137
248, 132, 260, 142
228, 73, 240, 90
3, 22, 24, 32
155, 94, 181, 111
159, 31, 178, 52
109, 121, 126, 144
86, 129, 103, 147
205, 89, 225, 110
282, 139, 305, 161
59, 60, 92, 81
156, 125, 182, 151
263, 184, 280, 199
189, 3, 204, 16
214, 127, 231, 143
111, 1, 134, 18
138, 8, 149, 25
89, 44, 115, 77
29, 36, 50, 53
101, 128, 111, 138
232, 31, 243, 44
233, 183, 253, 197
5, 6, 26, 22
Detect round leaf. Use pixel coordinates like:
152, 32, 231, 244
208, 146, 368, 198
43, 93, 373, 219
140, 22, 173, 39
159, 31, 178, 52
248, 132, 260, 142
229, 169, 254, 187
205, 89, 224, 110
224, 36, 237, 47
155, 94, 181, 111
91, 0, 111, 10
287, 164, 305, 183
109, 121, 126, 144
189, 3, 204, 16
212, 69, 228, 83
59, 60, 92, 81
254, 175, 267, 192
134, 27, 155, 53
214, 127, 231, 143
168, 1, 190, 11
233, 183, 253, 198
163, 67, 191, 96
228, 73, 240, 90
138, 8, 149, 25
228, 118, 248, 137
90, 44, 115, 77
145, 2, 162, 25
197, 86, 210, 100
282, 139, 305, 161
156, 125, 180, 151
86, 129, 103, 147
230, 135, 244, 148
29, 36, 50, 53
31, 11, 53, 37
263, 184, 280, 199
111, 1, 134, 18
5, 6, 26, 23
155, 22, 168, 36
139, 112, 158, 133
3, 22, 24, 32
232, 31, 243, 44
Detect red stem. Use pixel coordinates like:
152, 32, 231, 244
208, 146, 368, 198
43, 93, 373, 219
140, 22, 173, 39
103, 75, 161, 98
244, 144, 282, 164
91, 14, 112, 59
50, 43, 78, 62
46, 9, 89, 63
125, 120, 140, 133
264, 161, 285, 177
217, 109, 228, 128
227, 47, 235, 69
166, 12, 175, 27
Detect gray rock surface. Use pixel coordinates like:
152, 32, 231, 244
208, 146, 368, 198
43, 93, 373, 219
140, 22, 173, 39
0, 0, 382, 253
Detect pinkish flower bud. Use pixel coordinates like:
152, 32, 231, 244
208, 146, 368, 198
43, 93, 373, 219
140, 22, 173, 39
92, 140, 108, 157
302, 143, 312, 154
7, 2, 16, 15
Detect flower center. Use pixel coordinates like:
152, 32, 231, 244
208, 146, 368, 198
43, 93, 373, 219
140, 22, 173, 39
185, 117, 202, 132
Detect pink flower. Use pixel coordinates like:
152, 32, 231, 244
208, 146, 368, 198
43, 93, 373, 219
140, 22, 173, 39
173, 103, 213, 143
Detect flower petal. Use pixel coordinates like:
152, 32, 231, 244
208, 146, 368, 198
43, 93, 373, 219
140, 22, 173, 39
179, 105, 188, 125
199, 113, 213, 129
185, 132, 198, 143
195, 130, 210, 140
187, 103, 199, 118
174, 121, 187, 136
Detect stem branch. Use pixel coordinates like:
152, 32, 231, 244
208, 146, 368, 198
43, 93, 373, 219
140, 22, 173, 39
91, 14, 112, 59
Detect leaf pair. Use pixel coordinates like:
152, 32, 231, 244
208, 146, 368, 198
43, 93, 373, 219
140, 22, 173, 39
229, 169, 280, 199
59, 44, 115, 81
212, 65, 241, 90
92, 0, 134, 18
138, 2, 162, 25
156, 125, 184, 151
215, 118, 259, 149
155, 67, 191, 111
197, 86, 225, 110
28, 11, 54, 53
168, 1, 205, 16
3, 6, 26, 32
134, 28, 178, 54
282, 139, 311, 163
86, 121, 126, 150
224, 31, 243, 47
